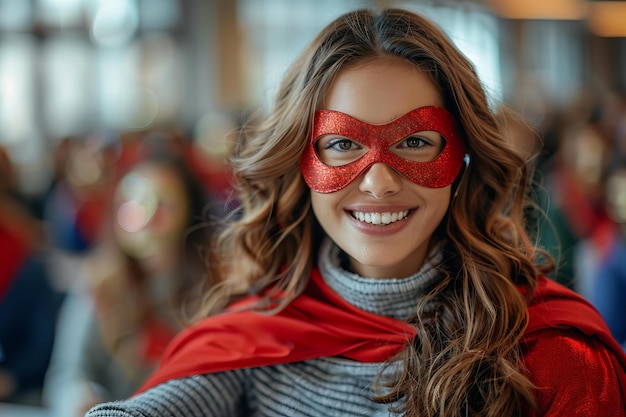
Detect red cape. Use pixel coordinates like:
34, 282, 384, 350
136, 271, 626, 400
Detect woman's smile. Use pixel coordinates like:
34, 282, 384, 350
350, 209, 411, 225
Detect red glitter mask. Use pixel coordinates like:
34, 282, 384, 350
300, 106, 467, 193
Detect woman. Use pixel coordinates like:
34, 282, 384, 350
45, 134, 214, 417
87, 8, 626, 417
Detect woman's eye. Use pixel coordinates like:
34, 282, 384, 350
316, 136, 366, 166
325, 138, 360, 152
392, 131, 445, 162
403, 136, 430, 149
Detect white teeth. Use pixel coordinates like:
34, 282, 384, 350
352, 210, 410, 225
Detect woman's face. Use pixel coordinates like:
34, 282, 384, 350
113, 163, 191, 259
310, 57, 453, 278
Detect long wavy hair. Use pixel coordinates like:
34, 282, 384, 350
197, 8, 553, 417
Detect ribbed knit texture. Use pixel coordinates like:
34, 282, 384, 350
86, 239, 443, 417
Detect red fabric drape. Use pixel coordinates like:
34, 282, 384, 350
135, 271, 626, 415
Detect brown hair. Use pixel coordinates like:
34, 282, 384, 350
199, 8, 553, 417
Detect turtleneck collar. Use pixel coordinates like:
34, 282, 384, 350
317, 238, 443, 320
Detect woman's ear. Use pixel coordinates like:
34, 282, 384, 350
452, 154, 470, 199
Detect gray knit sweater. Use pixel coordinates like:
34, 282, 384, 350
85, 239, 442, 417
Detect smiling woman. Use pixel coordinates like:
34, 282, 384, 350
307, 58, 462, 279
86, 7, 626, 417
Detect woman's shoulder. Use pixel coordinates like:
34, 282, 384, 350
522, 325, 622, 369
521, 276, 626, 415
525, 276, 609, 333
521, 327, 626, 416
524, 276, 625, 362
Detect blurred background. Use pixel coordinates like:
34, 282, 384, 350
0, 0, 625, 415
0, 0, 624, 194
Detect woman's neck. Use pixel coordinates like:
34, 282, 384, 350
317, 238, 443, 320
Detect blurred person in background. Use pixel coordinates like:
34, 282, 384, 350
536, 96, 615, 293
592, 158, 626, 349
591, 96, 626, 349
565, 100, 619, 300
43, 132, 217, 417
41, 133, 119, 294
0, 146, 62, 405
494, 90, 581, 291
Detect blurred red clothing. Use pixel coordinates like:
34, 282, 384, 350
0, 223, 28, 301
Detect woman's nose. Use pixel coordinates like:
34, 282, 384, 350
358, 163, 402, 199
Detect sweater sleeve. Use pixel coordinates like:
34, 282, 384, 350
85, 370, 248, 417
522, 328, 626, 417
